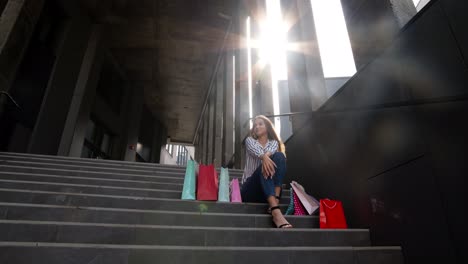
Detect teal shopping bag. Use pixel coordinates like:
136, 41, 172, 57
218, 167, 230, 202
181, 160, 196, 200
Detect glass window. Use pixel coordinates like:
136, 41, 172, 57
310, 0, 356, 78
413, 0, 430, 12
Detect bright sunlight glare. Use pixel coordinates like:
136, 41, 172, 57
262, 0, 288, 81
246, 16, 253, 129
311, 0, 356, 78
264, 0, 288, 134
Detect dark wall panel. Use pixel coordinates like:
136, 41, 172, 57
414, 101, 468, 263
286, 1, 468, 263
357, 107, 425, 180
441, 0, 468, 64
399, 2, 468, 100
352, 47, 410, 108
367, 156, 456, 264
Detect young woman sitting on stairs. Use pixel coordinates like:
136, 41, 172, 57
240, 115, 292, 228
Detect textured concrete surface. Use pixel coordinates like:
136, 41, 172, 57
78, 0, 236, 143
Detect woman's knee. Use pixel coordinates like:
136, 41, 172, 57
271, 152, 286, 163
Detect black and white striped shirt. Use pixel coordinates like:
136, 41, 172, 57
242, 137, 279, 183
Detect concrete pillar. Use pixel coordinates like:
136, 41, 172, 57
28, 14, 93, 155
236, 7, 252, 170
224, 51, 235, 167
122, 85, 144, 161
150, 122, 160, 163
281, 0, 326, 131
202, 109, 209, 164
214, 57, 224, 168
151, 122, 167, 164
194, 134, 200, 163
258, 65, 274, 116
389, 0, 418, 27
207, 90, 216, 164
0, 0, 45, 116
340, 0, 416, 69
297, 0, 327, 111
58, 25, 104, 157
234, 60, 242, 169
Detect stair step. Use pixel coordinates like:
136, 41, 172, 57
0, 220, 370, 247
0, 160, 185, 179
0, 153, 245, 175
0, 172, 290, 196
0, 152, 403, 263
0, 179, 181, 199
0, 179, 290, 203
0, 165, 186, 183
0, 152, 187, 170
0, 189, 287, 214
0, 159, 185, 177
0, 202, 315, 228
0, 171, 184, 191
0, 160, 244, 178
0, 242, 404, 264
0, 164, 243, 182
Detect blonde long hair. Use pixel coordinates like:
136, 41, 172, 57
250, 115, 286, 155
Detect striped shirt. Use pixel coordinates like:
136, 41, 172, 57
242, 137, 279, 184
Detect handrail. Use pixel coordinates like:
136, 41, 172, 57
0, 91, 20, 110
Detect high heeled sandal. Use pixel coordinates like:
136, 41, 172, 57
267, 196, 281, 214
270, 206, 293, 228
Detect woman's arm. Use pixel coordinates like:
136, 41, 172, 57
245, 137, 266, 158
265, 140, 278, 155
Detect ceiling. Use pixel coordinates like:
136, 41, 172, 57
79, 0, 236, 143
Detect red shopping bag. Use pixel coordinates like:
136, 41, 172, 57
319, 199, 348, 229
196, 164, 218, 201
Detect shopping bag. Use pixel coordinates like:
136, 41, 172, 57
285, 187, 295, 215
293, 190, 307, 215
197, 164, 218, 201
230, 178, 242, 203
291, 181, 320, 215
218, 167, 230, 202
319, 199, 348, 229
181, 160, 196, 200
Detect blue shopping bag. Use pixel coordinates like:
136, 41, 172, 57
218, 167, 230, 202
181, 160, 196, 200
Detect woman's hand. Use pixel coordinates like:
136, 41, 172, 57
262, 154, 277, 179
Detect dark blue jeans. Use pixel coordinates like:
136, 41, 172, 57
241, 152, 286, 203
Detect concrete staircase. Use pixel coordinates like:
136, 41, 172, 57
0, 152, 402, 263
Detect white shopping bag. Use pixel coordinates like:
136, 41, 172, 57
290, 181, 320, 215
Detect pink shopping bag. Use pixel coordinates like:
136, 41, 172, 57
293, 190, 307, 215
230, 178, 242, 203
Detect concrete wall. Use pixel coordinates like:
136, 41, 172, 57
285, 1, 467, 263
160, 147, 177, 165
